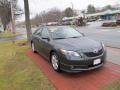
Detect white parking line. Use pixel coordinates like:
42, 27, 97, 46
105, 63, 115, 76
102, 30, 110, 32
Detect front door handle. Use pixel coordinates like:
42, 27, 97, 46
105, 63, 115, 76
38, 39, 41, 42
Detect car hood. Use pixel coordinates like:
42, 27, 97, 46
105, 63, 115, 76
54, 37, 102, 51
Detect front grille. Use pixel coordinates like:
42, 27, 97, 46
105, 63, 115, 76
84, 49, 103, 57
73, 65, 88, 69
71, 63, 103, 70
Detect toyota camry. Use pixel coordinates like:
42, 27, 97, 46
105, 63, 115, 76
31, 26, 106, 72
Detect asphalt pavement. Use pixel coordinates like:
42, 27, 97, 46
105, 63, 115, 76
76, 21, 120, 48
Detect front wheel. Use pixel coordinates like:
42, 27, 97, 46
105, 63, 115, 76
51, 52, 60, 72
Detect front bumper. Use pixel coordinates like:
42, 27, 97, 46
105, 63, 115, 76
60, 62, 104, 73
59, 53, 106, 72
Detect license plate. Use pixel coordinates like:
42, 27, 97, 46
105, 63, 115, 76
94, 59, 101, 65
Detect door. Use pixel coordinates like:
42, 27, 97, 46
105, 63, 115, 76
33, 27, 43, 52
40, 27, 51, 59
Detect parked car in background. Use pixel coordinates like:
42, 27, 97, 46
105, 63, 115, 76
31, 26, 106, 72
47, 22, 58, 26
116, 20, 120, 25
61, 20, 72, 25
87, 18, 96, 22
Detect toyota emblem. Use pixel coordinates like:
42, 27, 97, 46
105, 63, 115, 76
93, 49, 99, 53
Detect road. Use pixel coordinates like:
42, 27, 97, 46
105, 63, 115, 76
14, 27, 36, 40
76, 21, 120, 48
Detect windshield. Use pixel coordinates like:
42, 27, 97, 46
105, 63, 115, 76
48, 27, 83, 39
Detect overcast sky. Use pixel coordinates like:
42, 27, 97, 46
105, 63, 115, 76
17, 0, 119, 21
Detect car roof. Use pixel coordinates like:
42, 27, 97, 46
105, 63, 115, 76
46, 26, 73, 29
47, 25, 68, 27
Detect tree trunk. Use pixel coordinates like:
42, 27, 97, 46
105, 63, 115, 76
3, 24, 6, 31
24, 0, 32, 42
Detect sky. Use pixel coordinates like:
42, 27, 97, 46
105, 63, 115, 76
17, 0, 119, 21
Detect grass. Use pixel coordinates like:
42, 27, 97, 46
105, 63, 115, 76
102, 80, 120, 90
0, 40, 55, 90
0, 31, 20, 38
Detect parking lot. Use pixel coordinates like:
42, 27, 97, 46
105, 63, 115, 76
76, 21, 120, 48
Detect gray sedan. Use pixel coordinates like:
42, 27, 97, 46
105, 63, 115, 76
31, 26, 106, 72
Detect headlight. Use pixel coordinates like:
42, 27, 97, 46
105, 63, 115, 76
60, 49, 80, 57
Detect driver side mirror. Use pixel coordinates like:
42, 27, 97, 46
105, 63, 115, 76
42, 36, 50, 41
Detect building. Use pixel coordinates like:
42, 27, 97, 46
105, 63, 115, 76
86, 9, 120, 20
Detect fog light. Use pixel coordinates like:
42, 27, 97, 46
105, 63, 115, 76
71, 66, 74, 69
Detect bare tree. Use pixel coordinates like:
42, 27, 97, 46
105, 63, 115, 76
0, 0, 20, 31
44, 8, 62, 22
0, 0, 11, 31
31, 14, 42, 26
64, 7, 74, 17
102, 5, 116, 11
87, 4, 96, 14
31, 8, 63, 25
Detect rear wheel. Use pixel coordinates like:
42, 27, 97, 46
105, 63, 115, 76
51, 52, 60, 72
31, 42, 37, 53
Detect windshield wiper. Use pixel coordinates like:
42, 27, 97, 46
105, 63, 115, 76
53, 37, 66, 39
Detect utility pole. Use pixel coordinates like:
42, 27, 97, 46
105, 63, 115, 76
71, 2, 74, 16
10, 0, 16, 43
24, 0, 32, 42
71, 2, 73, 10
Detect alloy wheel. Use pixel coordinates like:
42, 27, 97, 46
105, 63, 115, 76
51, 54, 59, 71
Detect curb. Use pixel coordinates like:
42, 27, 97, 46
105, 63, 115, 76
106, 45, 120, 49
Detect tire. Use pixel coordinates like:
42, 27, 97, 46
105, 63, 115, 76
31, 42, 37, 53
51, 52, 60, 72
